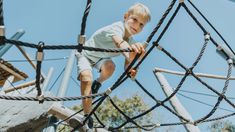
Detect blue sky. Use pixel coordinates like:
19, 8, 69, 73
2, 0, 235, 131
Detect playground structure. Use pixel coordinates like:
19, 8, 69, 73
0, 0, 235, 131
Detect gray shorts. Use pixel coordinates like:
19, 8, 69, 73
75, 51, 111, 77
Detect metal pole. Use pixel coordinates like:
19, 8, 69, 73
45, 51, 75, 132
0, 29, 25, 57
42, 67, 54, 91
154, 71, 200, 132
57, 50, 75, 100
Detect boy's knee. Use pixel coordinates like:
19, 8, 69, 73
79, 71, 93, 82
104, 60, 115, 72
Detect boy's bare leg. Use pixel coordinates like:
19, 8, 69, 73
80, 70, 93, 114
96, 60, 115, 83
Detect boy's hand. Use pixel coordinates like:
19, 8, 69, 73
129, 68, 137, 79
129, 43, 145, 62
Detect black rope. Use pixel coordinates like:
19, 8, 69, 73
179, 89, 235, 100
194, 61, 233, 124
0, 91, 106, 101
108, 96, 155, 131
0, 0, 4, 26
178, 92, 235, 113
4, 38, 135, 52
146, 0, 177, 43
201, 112, 235, 123
114, 103, 160, 130
56, 96, 103, 125
93, 112, 106, 128
0, 0, 5, 44
71, 53, 142, 131
187, 0, 235, 56
134, 3, 182, 71
181, 3, 207, 35
1, 0, 234, 130
135, 78, 191, 123
35, 42, 44, 103
192, 72, 235, 109
80, 0, 92, 35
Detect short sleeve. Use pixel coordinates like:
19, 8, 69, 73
105, 22, 125, 39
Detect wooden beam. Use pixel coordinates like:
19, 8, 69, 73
48, 103, 86, 132
154, 67, 235, 80
4, 79, 37, 93
0, 63, 26, 80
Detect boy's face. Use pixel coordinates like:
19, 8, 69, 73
124, 13, 148, 36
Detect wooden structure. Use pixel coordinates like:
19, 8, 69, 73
0, 59, 28, 86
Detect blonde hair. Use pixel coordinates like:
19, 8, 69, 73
127, 3, 151, 22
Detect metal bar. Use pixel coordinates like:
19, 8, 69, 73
154, 67, 235, 80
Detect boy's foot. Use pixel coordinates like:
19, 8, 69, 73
85, 115, 94, 129
91, 80, 101, 94
69, 118, 82, 129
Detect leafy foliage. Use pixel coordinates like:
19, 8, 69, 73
72, 94, 152, 130
208, 120, 235, 132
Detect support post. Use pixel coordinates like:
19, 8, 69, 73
0, 29, 25, 57
154, 71, 200, 132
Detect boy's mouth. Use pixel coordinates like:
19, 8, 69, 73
130, 27, 137, 34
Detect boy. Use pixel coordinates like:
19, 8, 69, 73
76, 3, 151, 129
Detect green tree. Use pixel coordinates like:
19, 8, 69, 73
209, 120, 235, 132
73, 94, 152, 131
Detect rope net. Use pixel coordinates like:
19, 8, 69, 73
0, 0, 234, 131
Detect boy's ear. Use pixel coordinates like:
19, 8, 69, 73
124, 13, 129, 20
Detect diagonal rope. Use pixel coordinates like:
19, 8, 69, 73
194, 61, 233, 124
187, 0, 235, 55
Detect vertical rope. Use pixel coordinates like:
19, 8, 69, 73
0, 0, 5, 44
194, 61, 233, 124
80, 0, 92, 35
35, 42, 44, 103
77, 0, 92, 52
0, 0, 4, 26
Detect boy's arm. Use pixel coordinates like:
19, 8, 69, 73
112, 35, 131, 61
112, 35, 145, 62
112, 35, 145, 78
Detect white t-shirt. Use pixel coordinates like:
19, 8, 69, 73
83, 21, 136, 63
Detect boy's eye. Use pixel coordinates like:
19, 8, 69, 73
132, 18, 137, 22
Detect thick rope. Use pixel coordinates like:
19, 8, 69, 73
146, 0, 177, 43
134, 3, 182, 71
1, 1, 234, 130
71, 54, 142, 131
0, 92, 106, 101
187, 0, 235, 55
35, 42, 44, 103
0, 0, 4, 26
80, 0, 92, 36
194, 61, 233, 124
4, 39, 135, 52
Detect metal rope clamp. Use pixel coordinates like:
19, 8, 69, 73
77, 35, 86, 53
105, 87, 112, 95
143, 41, 149, 49
37, 92, 45, 103
216, 44, 235, 67
204, 33, 210, 42
36, 42, 45, 62
0, 26, 5, 45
